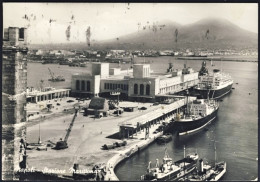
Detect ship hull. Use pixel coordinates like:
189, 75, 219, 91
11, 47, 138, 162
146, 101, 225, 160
195, 83, 233, 99
174, 108, 219, 136
157, 166, 196, 181
144, 161, 197, 181
143, 156, 198, 181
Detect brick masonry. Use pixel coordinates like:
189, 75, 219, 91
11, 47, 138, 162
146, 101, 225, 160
2, 27, 28, 180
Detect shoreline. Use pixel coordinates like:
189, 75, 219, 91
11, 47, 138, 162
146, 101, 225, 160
176, 57, 257, 62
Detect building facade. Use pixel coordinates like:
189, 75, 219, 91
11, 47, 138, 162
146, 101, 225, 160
71, 62, 199, 102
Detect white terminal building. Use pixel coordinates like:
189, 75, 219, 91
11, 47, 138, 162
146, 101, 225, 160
71, 62, 199, 102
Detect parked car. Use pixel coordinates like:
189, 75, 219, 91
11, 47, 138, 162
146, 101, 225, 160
67, 100, 74, 103
140, 107, 147, 110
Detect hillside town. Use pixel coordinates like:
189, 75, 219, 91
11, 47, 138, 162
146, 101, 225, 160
27, 48, 258, 65
2, 3, 258, 182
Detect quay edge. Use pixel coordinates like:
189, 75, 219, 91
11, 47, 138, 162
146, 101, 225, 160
104, 130, 163, 180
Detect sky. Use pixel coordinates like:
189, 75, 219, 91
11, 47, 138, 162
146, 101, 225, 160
3, 3, 258, 44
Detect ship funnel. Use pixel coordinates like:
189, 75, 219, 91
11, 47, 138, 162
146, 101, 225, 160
199, 159, 204, 173
155, 159, 159, 168
167, 63, 173, 73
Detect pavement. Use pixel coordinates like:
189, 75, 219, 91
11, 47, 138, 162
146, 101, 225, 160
25, 97, 165, 177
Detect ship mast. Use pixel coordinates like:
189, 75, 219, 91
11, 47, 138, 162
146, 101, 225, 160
211, 136, 218, 166
184, 145, 186, 158
186, 84, 189, 116
214, 140, 217, 166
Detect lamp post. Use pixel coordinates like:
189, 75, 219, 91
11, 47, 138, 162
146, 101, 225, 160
110, 88, 121, 116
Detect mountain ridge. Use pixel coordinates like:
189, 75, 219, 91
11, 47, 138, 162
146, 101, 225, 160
29, 18, 257, 50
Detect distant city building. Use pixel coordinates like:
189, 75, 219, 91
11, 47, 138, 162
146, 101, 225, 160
71, 62, 199, 102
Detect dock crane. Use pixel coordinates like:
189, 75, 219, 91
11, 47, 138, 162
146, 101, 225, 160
55, 109, 78, 150
48, 67, 65, 82
48, 68, 55, 80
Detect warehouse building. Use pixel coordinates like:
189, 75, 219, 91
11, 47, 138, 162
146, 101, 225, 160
71, 62, 199, 102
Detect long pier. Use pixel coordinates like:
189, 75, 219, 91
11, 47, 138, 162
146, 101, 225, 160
105, 96, 197, 180
118, 96, 196, 139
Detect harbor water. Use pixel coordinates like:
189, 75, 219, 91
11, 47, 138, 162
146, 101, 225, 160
26, 56, 258, 181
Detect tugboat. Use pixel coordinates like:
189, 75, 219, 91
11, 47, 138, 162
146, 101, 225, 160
179, 142, 226, 181
195, 61, 233, 99
179, 160, 226, 181
141, 147, 199, 181
174, 97, 219, 136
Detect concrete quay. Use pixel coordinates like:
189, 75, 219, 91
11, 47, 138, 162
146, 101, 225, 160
24, 96, 196, 180
104, 124, 165, 181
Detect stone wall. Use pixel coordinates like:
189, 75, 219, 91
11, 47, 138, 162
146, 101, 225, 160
2, 27, 28, 180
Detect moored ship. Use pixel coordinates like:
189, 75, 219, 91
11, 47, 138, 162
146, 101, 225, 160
174, 98, 219, 136
141, 148, 199, 181
195, 61, 233, 99
179, 160, 226, 181
179, 141, 226, 181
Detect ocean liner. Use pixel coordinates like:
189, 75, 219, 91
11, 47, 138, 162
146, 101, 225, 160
195, 61, 233, 99
174, 98, 219, 136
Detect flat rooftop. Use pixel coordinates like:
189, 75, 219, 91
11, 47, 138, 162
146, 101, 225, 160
119, 96, 197, 128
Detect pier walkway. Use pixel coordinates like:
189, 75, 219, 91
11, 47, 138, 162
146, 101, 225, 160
105, 96, 197, 180
118, 96, 196, 139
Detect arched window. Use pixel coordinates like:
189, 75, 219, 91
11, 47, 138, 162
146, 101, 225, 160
146, 84, 150, 95
87, 81, 90, 91
140, 84, 144, 95
76, 80, 80, 90
81, 80, 85, 91
134, 84, 138, 94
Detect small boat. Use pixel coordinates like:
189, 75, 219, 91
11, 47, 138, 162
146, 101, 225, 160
48, 76, 65, 82
157, 133, 172, 144
141, 146, 199, 181
179, 161, 226, 181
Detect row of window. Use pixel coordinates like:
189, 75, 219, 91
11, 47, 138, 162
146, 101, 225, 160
160, 84, 180, 94
134, 84, 150, 95
76, 80, 91, 91
104, 83, 128, 91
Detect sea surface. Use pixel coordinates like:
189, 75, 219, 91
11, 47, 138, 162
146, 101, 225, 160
26, 56, 258, 181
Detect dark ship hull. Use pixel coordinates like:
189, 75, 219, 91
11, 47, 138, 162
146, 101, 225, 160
174, 108, 219, 136
48, 79, 65, 82
195, 83, 233, 99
